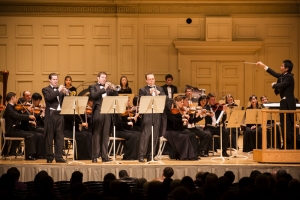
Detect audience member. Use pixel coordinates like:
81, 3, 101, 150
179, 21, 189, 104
7, 167, 27, 190
153, 167, 174, 182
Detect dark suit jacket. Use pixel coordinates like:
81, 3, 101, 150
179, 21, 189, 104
3, 103, 30, 135
161, 84, 178, 99
88, 83, 116, 111
42, 85, 66, 131
139, 85, 166, 96
266, 67, 296, 110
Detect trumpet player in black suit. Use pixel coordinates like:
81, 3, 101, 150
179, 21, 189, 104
88, 72, 117, 162
42, 73, 69, 163
138, 73, 166, 162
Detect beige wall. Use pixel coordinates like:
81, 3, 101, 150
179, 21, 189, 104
0, 0, 299, 108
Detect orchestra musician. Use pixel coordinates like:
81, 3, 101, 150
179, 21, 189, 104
64, 76, 77, 95
257, 60, 296, 149
182, 95, 211, 157
260, 95, 268, 108
3, 92, 37, 160
225, 94, 238, 106
242, 95, 263, 152
138, 73, 166, 162
204, 93, 230, 157
89, 72, 117, 163
161, 74, 178, 99
118, 76, 132, 94
42, 73, 69, 163
164, 95, 198, 160
18, 90, 32, 104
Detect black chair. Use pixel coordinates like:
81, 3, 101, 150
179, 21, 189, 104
83, 181, 104, 192
13, 189, 28, 199
54, 180, 71, 196
24, 181, 35, 193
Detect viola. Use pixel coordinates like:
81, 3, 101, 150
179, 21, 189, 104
0, 104, 6, 111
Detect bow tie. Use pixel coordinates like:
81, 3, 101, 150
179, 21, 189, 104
98, 83, 105, 87
148, 86, 154, 88
53, 87, 58, 90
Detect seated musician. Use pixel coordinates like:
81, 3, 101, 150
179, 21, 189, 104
225, 94, 238, 106
161, 74, 178, 99
204, 93, 230, 157
163, 95, 198, 160
243, 95, 263, 152
18, 90, 32, 105
2, 92, 37, 160
182, 95, 211, 157
113, 108, 139, 160
63, 99, 93, 160
260, 95, 268, 108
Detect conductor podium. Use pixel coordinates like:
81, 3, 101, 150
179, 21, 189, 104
253, 105, 300, 163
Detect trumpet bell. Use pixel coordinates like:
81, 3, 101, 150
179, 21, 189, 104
70, 91, 77, 96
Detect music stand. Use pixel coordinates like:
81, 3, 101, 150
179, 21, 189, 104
100, 96, 128, 164
226, 106, 243, 154
139, 96, 166, 164
61, 96, 88, 164
245, 109, 262, 154
227, 110, 247, 159
211, 110, 230, 161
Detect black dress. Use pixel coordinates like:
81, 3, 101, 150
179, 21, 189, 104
164, 106, 198, 160
118, 87, 132, 94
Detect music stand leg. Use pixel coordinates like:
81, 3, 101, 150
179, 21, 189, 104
230, 127, 247, 159
68, 103, 85, 164
211, 124, 229, 161
146, 104, 164, 164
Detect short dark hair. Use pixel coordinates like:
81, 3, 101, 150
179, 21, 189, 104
163, 167, 174, 178
71, 171, 83, 185
97, 72, 107, 77
48, 73, 58, 80
165, 74, 173, 80
224, 171, 235, 184
119, 170, 129, 178
207, 93, 216, 100
184, 86, 193, 92
7, 167, 20, 181
6, 92, 16, 102
32, 93, 42, 101
103, 173, 116, 181
145, 73, 154, 80
283, 60, 293, 73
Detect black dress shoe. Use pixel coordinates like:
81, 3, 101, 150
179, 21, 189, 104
199, 151, 209, 157
139, 157, 145, 162
25, 156, 36, 160
92, 158, 98, 163
55, 158, 66, 163
102, 158, 112, 162
47, 159, 53, 163
147, 156, 158, 162
222, 152, 229, 157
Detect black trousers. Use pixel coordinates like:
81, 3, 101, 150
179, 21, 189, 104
189, 127, 211, 154
205, 126, 229, 152
280, 99, 294, 149
6, 128, 36, 157
64, 130, 92, 160
139, 113, 161, 158
45, 110, 64, 161
115, 130, 139, 160
92, 110, 111, 160
33, 128, 45, 158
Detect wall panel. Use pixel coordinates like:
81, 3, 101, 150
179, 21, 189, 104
42, 44, 59, 74
16, 44, 33, 74
68, 44, 85, 74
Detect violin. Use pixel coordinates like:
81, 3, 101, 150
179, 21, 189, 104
170, 107, 186, 115
212, 103, 226, 112
15, 104, 31, 111
0, 104, 6, 111
86, 108, 92, 115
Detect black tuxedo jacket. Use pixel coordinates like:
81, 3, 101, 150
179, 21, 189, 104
88, 83, 117, 111
266, 67, 296, 110
42, 85, 66, 131
161, 84, 178, 98
3, 103, 30, 135
139, 85, 166, 96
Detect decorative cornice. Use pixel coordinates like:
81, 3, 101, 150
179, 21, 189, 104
0, 3, 299, 16
173, 41, 264, 55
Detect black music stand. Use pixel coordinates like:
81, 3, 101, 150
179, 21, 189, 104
100, 96, 128, 164
211, 110, 230, 161
139, 96, 166, 164
227, 110, 247, 159
61, 96, 88, 164
245, 109, 262, 154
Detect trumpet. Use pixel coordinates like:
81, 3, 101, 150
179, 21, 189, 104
105, 81, 121, 91
59, 85, 76, 96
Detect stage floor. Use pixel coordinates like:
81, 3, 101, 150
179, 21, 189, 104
1, 137, 300, 182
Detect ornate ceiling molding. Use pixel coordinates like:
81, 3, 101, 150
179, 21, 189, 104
0, 3, 299, 16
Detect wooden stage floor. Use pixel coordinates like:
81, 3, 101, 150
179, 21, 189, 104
1, 137, 300, 182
